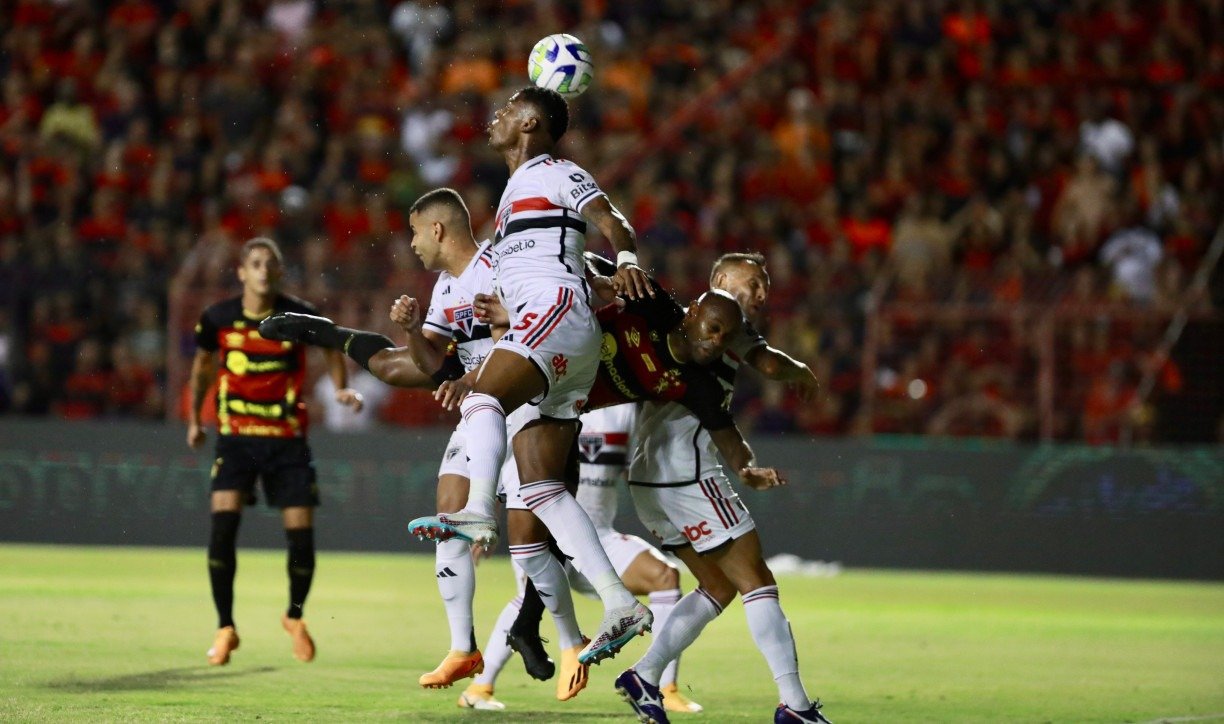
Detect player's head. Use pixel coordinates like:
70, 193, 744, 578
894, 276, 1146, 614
409, 187, 473, 270
681, 289, 744, 365
710, 252, 769, 319
488, 87, 569, 151
238, 237, 283, 297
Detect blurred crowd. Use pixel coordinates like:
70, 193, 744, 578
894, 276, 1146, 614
0, 0, 1221, 443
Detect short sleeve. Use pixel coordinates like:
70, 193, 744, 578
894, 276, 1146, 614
194, 309, 218, 351
678, 368, 735, 430
730, 323, 767, 359
422, 280, 452, 336
550, 162, 605, 214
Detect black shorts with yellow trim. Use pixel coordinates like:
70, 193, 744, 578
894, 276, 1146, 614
210, 435, 319, 508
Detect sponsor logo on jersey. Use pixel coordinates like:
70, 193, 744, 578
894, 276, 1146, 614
551, 353, 568, 378
600, 332, 618, 361
683, 521, 713, 542
445, 304, 475, 336
497, 238, 536, 256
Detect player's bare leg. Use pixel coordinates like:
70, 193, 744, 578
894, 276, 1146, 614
206, 489, 243, 665
419, 473, 484, 688
512, 420, 651, 664
281, 505, 316, 662
407, 349, 543, 547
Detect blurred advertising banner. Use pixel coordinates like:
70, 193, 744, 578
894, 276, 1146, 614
1, 420, 1220, 580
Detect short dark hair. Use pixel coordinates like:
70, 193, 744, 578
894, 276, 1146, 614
242, 236, 283, 264
410, 187, 471, 223
710, 252, 767, 284
515, 86, 569, 142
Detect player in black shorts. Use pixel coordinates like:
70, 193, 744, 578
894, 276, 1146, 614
187, 236, 364, 666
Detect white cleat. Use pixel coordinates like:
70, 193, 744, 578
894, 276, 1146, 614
457, 683, 506, 710
578, 601, 653, 665
407, 511, 499, 548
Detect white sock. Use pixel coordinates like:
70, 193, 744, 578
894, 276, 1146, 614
635, 588, 722, 685
649, 588, 683, 687
509, 541, 584, 649
520, 479, 636, 610
743, 585, 810, 710
458, 393, 504, 518
474, 595, 520, 686
435, 538, 475, 651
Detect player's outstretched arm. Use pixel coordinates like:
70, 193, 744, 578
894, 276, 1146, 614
745, 345, 820, 401
581, 195, 653, 300
708, 425, 787, 490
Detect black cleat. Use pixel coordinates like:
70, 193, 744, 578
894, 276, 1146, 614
506, 626, 555, 681
258, 312, 335, 345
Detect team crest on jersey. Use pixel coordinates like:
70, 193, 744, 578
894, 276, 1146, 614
445, 305, 475, 336
578, 433, 604, 462
496, 204, 511, 236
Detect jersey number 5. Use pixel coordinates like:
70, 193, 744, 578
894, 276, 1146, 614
512, 313, 539, 331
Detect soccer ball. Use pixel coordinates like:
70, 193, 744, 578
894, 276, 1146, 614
528, 33, 594, 99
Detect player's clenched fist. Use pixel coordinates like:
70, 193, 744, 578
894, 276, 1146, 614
739, 466, 787, 490
390, 295, 421, 333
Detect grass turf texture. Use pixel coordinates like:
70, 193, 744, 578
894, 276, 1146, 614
1, 545, 1222, 723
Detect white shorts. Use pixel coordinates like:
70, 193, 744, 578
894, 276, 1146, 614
437, 420, 470, 479
629, 471, 756, 554
567, 529, 660, 599
495, 285, 600, 420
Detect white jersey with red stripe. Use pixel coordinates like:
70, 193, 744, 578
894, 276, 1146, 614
629, 324, 767, 484
422, 241, 497, 373
492, 153, 604, 306
576, 403, 636, 531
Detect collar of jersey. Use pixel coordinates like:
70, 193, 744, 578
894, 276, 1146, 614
512, 153, 553, 179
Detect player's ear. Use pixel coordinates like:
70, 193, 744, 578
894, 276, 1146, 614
521, 114, 538, 134
433, 220, 443, 240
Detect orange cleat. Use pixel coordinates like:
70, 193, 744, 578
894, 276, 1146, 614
662, 682, 704, 713
556, 637, 590, 701
419, 650, 485, 689
207, 626, 240, 666
281, 615, 316, 662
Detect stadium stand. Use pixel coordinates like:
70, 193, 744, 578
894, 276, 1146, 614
0, 0, 1221, 442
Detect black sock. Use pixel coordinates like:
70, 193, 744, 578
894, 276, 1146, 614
342, 330, 393, 372
512, 578, 546, 635
208, 511, 241, 629
286, 527, 315, 619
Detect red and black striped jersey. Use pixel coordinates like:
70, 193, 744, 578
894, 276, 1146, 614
194, 294, 317, 438
583, 281, 735, 432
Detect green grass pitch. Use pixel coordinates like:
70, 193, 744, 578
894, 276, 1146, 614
1, 544, 1222, 722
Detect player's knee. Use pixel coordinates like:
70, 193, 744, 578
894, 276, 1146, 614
701, 582, 737, 609
459, 392, 504, 419
651, 561, 680, 592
